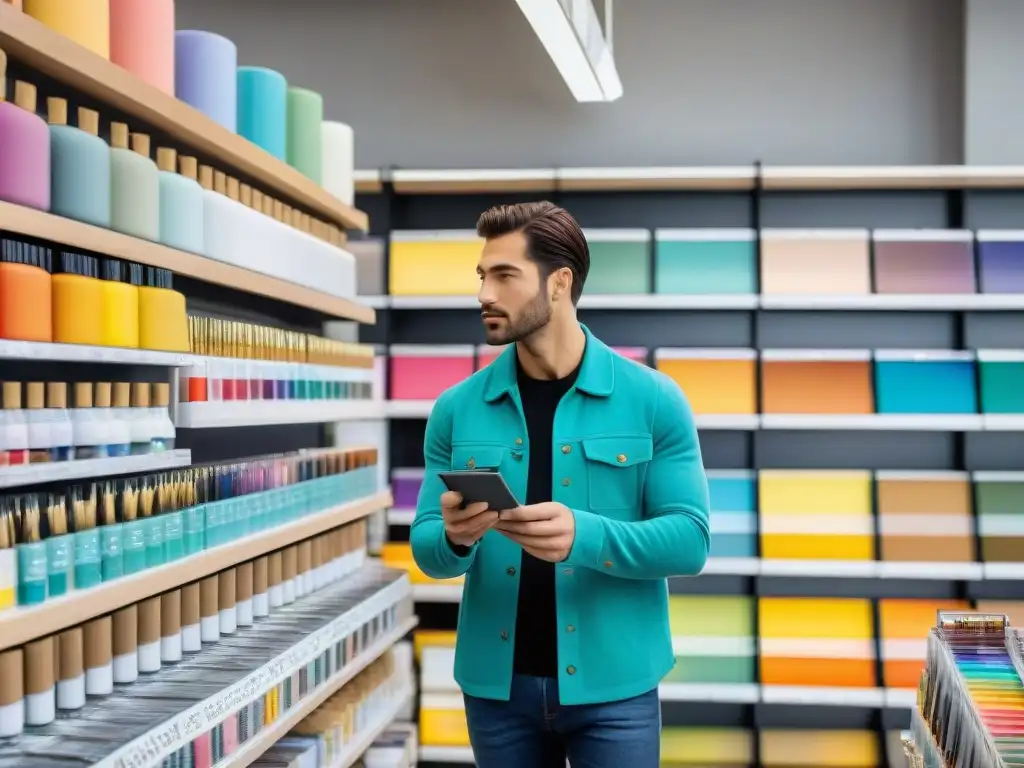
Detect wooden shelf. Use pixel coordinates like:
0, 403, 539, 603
0, 489, 393, 651
0, 202, 376, 323
354, 165, 1024, 194
0, 4, 368, 232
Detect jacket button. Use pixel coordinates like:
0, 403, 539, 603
566, 665, 576, 675
515, 437, 523, 446
561, 445, 571, 454
501, 630, 508, 640
507, 567, 516, 576
604, 561, 613, 569
566, 625, 575, 632
563, 568, 573, 576
467, 457, 476, 469
561, 477, 571, 487
617, 453, 626, 463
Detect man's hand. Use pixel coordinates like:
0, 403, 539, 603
495, 502, 576, 563
441, 491, 499, 549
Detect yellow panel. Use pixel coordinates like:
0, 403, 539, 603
761, 534, 874, 560
420, 707, 470, 746
761, 729, 878, 767
669, 596, 754, 637
662, 726, 754, 763
759, 597, 873, 639
390, 240, 482, 296
759, 470, 872, 514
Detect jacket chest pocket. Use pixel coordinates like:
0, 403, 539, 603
581, 435, 653, 514
451, 444, 507, 472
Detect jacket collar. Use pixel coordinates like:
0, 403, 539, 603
483, 323, 614, 402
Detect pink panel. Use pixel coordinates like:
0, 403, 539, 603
614, 346, 649, 365
390, 356, 474, 400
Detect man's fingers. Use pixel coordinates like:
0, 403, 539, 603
498, 505, 558, 523
495, 519, 560, 536
445, 501, 490, 521
449, 510, 498, 537
500, 531, 563, 551
440, 490, 463, 510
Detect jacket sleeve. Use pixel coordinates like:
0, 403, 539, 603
565, 373, 710, 579
410, 389, 478, 580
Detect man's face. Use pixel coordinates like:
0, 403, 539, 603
477, 231, 552, 346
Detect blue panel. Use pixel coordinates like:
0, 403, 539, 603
709, 533, 757, 558
708, 475, 756, 511
874, 360, 978, 414
655, 237, 757, 294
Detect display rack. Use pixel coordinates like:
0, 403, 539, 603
0, 5, 413, 765
353, 164, 1024, 768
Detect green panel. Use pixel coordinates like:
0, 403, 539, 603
655, 237, 757, 294
586, 240, 651, 294
980, 361, 1024, 413
664, 655, 756, 684
975, 482, 1024, 515
669, 595, 754, 637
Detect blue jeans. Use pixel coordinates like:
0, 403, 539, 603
463, 675, 661, 768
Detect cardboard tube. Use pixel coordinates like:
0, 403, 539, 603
253, 556, 269, 618
181, 582, 201, 653
218, 568, 237, 635
267, 551, 283, 609
83, 616, 113, 696
161, 589, 182, 662
281, 546, 297, 605
296, 540, 311, 597
137, 596, 161, 673
199, 575, 219, 643
236, 561, 254, 627
56, 628, 85, 710
0, 649, 24, 737
112, 605, 138, 684
23, 637, 55, 725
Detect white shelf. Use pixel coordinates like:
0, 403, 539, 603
983, 562, 1024, 580
360, 293, 1024, 312
388, 508, 416, 526
386, 401, 435, 419
695, 414, 760, 430
760, 414, 985, 431
96, 576, 414, 768
761, 685, 886, 708
419, 746, 475, 764
412, 583, 464, 602
758, 559, 879, 577
176, 399, 387, 428
885, 688, 919, 710
0, 339, 193, 365
325, 684, 415, 768
0, 449, 191, 489
658, 682, 760, 703
700, 557, 761, 575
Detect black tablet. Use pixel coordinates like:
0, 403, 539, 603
439, 470, 520, 513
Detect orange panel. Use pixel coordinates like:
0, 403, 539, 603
877, 479, 971, 515
657, 358, 756, 414
760, 657, 875, 688
883, 659, 927, 690
878, 599, 969, 638
975, 601, 1024, 626
761, 361, 874, 414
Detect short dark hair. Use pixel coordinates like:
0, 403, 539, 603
476, 201, 589, 305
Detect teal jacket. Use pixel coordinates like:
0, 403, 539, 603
410, 325, 710, 705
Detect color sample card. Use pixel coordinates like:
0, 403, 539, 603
977, 231, 1024, 294
708, 471, 757, 559
389, 345, 474, 400
661, 726, 755, 765
761, 729, 879, 767
760, 229, 871, 295
349, 237, 387, 296
877, 472, 976, 566
978, 351, 1024, 414
872, 230, 976, 294
761, 351, 874, 414
389, 230, 482, 296
759, 597, 876, 689
655, 349, 757, 415
758, 470, 874, 563
654, 229, 757, 295
874, 353, 978, 414
419, 694, 469, 746
975, 474, 1024, 564
878, 598, 969, 690
666, 595, 755, 685
380, 542, 458, 585
583, 229, 651, 294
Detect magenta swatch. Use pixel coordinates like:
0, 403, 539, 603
874, 240, 976, 294
0, 102, 51, 211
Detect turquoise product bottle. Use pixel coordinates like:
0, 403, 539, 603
156, 148, 203, 254
109, 123, 159, 241
47, 99, 111, 227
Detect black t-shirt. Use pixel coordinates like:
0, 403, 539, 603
511, 353, 581, 678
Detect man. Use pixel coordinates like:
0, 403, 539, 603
410, 201, 710, 767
